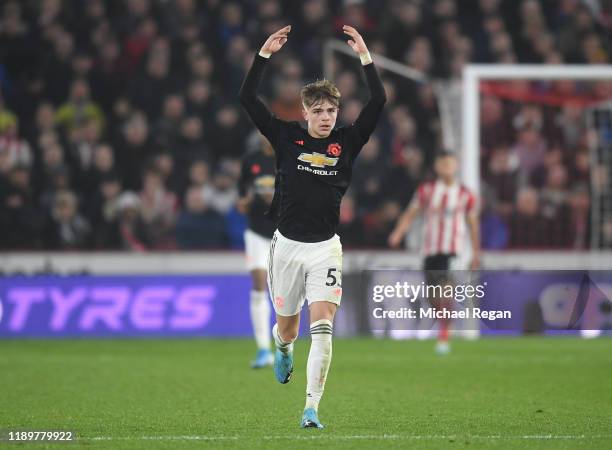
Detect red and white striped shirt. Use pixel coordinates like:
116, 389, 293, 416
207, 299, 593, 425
413, 180, 477, 256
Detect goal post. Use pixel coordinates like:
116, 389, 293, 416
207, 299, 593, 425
462, 64, 612, 248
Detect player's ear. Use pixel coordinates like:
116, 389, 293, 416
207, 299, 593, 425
302, 107, 308, 121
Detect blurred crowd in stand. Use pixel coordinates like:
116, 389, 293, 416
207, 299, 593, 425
0, 0, 610, 250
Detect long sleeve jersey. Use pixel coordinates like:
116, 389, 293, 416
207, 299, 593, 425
239, 54, 386, 242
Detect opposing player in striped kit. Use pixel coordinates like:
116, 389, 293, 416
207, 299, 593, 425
388, 150, 480, 354
239, 24, 386, 428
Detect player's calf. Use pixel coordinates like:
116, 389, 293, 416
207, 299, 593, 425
305, 319, 333, 412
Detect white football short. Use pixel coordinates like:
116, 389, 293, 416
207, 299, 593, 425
267, 230, 343, 316
244, 229, 272, 271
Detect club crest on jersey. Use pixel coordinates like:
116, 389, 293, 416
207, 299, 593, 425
327, 143, 342, 157
297, 152, 339, 168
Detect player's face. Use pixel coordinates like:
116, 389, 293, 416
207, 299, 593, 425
434, 155, 458, 180
303, 100, 338, 138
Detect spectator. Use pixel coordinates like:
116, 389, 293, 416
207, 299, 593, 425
207, 103, 248, 160
480, 187, 509, 250
0, 166, 43, 249
0, 113, 32, 171
115, 111, 156, 190
485, 146, 520, 215
186, 79, 216, 127
270, 78, 303, 122
510, 127, 546, 177
568, 183, 590, 249
66, 119, 103, 185
383, 145, 423, 207
569, 149, 590, 185
91, 36, 126, 112
351, 135, 385, 213
480, 95, 512, 153
116, 191, 150, 252
129, 41, 175, 117
175, 116, 210, 179
88, 174, 123, 249
138, 166, 178, 248
185, 159, 212, 195
28, 102, 57, 145
153, 93, 185, 149
43, 189, 92, 249
80, 143, 117, 197
176, 186, 229, 249
509, 187, 549, 248
37, 148, 70, 212
202, 161, 239, 214
55, 79, 105, 132
152, 151, 179, 194
540, 163, 571, 246
338, 98, 363, 127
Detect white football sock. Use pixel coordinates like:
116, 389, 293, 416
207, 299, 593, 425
305, 319, 333, 411
272, 323, 294, 354
250, 290, 271, 350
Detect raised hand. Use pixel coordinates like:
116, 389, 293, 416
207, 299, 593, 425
343, 25, 368, 55
260, 25, 291, 55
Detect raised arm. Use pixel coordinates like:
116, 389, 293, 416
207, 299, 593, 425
388, 201, 420, 248
466, 197, 481, 270
238, 26, 291, 138
343, 25, 387, 142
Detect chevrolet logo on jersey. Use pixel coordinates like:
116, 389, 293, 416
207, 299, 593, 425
297, 152, 339, 168
254, 175, 275, 194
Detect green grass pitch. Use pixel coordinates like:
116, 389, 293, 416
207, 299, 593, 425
1, 337, 611, 449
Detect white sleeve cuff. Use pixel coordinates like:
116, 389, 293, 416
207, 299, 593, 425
359, 52, 373, 65
259, 50, 272, 59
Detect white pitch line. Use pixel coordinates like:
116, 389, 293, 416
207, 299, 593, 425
84, 434, 612, 441
89, 436, 239, 441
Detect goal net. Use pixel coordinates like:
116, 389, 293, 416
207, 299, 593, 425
462, 65, 612, 250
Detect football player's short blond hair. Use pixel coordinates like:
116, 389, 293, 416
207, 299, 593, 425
300, 79, 341, 109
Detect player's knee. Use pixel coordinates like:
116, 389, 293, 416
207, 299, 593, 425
280, 328, 298, 343
252, 279, 267, 292
309, 301, 337, 323
277, 322, 299, 342
250, 269, 267, 291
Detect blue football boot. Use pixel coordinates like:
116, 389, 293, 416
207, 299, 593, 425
251, 349, 274, 368
301, 408, 324, 429
273, 348, 293, 384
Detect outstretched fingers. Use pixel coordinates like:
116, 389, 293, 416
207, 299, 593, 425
273, 25, 291, 38
342, 25, 358, 37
